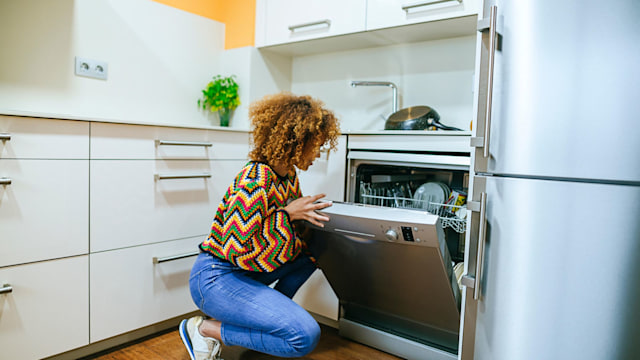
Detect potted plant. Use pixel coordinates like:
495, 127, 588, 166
198, 75, 240, 127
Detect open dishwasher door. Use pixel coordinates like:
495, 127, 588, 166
305, 201, 461, 359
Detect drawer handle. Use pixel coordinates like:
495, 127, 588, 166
0, 284, 13, 294
155, 140, 213, 147
0, 133, 10, 141
155, 173, 211, 180
0, 177, 11, 185
288, 20, 331, 33
153, 251, 199, 264
402, 0, 462, 13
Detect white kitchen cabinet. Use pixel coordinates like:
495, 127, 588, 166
255, 0, 367, 47
90, 122, 249, 160
297, 135, 347, 202
0, 116, 89, 268
90, 122, 249, 252
0, 160, 88, 267
0, 116, 89, 159
293, 269, 339, 321
366, 0, 480, 31
293, 135, 346, 322
90, 237, 201, 342
0, 256, 89, 359
90, 159, 245, 252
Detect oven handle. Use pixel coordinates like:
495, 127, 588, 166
348, 151, 470, 167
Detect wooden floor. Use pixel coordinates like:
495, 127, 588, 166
84, 324, 403, 360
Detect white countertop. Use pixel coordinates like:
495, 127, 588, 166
0, 109, 250, 133
0, 109, 472, 136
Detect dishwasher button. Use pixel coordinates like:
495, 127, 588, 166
384, 229, 398, 242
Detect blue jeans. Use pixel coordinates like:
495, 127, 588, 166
189, 251, 320, 357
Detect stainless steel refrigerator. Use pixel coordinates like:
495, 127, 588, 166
461, 1, 640, 359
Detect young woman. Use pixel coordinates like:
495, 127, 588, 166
179, 92, 341, 360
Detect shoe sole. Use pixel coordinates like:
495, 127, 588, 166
179, 319, 197, 360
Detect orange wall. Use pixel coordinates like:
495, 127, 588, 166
152, 0, 255, 49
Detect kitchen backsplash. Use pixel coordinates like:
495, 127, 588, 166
291, 35, 476, 132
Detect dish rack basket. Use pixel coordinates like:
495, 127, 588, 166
359, 184, 467, 234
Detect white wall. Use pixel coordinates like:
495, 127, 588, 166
219, 47, 292, 130
0, 0, 226, 128
291, 35, 476, 132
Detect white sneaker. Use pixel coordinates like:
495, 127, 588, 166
179, 316, 223, 360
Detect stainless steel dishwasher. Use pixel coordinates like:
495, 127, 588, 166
305, 143, 470, 360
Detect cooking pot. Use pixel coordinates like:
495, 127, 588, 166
384, 106, 461, 131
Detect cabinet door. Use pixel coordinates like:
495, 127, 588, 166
258, 0, 366, 47
298, 135, 347, 202
90, 237, 201, 342
90, 159, 245, 252
366, 0, 479, 31
292, 269, 339, 321
0, 256, 89, 359
90, 122, 249, 160
0, 116, 89, 159
0, 159, 89, 267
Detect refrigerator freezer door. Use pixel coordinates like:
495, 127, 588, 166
474, 1, 640, 182
465, 176, 640, 360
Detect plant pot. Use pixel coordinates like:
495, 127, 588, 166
218, 108, 232, 127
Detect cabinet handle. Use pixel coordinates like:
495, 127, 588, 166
402, 0, 462, 13
153, 251, 199, 264
0, 133, 10, 141
155, 173, 211, 180
462, 192, 487, 300
0, 177, 11, 185
155, 140, 212, 147
288, 20, 331, 33
0, 284, 12, 294
471, 5, 498, 157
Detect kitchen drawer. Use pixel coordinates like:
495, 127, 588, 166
90, 237, 201, 342
366, 0, 480, 31
257, 0, 367, 47
90, 122, 249, 160
90, 159, 246, 252
0, 116, 89, 159
0, 256, 89, 359
0, 159, 89, 267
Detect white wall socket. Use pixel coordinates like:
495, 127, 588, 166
75, 57, 108, 80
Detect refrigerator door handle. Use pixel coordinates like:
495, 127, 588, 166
462, 192, 487, 300
471, 5, 498, 158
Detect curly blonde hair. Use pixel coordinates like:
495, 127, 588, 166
248, 92, 340, 169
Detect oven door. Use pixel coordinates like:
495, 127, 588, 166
305, 202, 461, 357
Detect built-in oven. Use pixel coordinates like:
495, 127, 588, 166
304, 134, 470, 360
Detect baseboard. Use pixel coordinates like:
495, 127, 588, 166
43, 310, 203, 360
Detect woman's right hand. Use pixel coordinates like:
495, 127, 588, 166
284, 193, 332, 227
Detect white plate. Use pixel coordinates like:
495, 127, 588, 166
413, 182, 447, 211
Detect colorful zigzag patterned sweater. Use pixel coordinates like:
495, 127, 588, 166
200, 162, 306, 272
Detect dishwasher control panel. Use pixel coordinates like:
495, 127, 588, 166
401, 226, 414, 242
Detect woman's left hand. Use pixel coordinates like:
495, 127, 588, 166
284, 193, 332, 227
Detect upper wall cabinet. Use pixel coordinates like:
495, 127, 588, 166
366, 0, 480, 31
255, 0, 479, 56
255, 0, 367, 47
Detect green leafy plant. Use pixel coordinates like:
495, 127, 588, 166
198, 75, 240, 113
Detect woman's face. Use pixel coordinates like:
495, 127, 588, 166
297, 139, 323, 171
